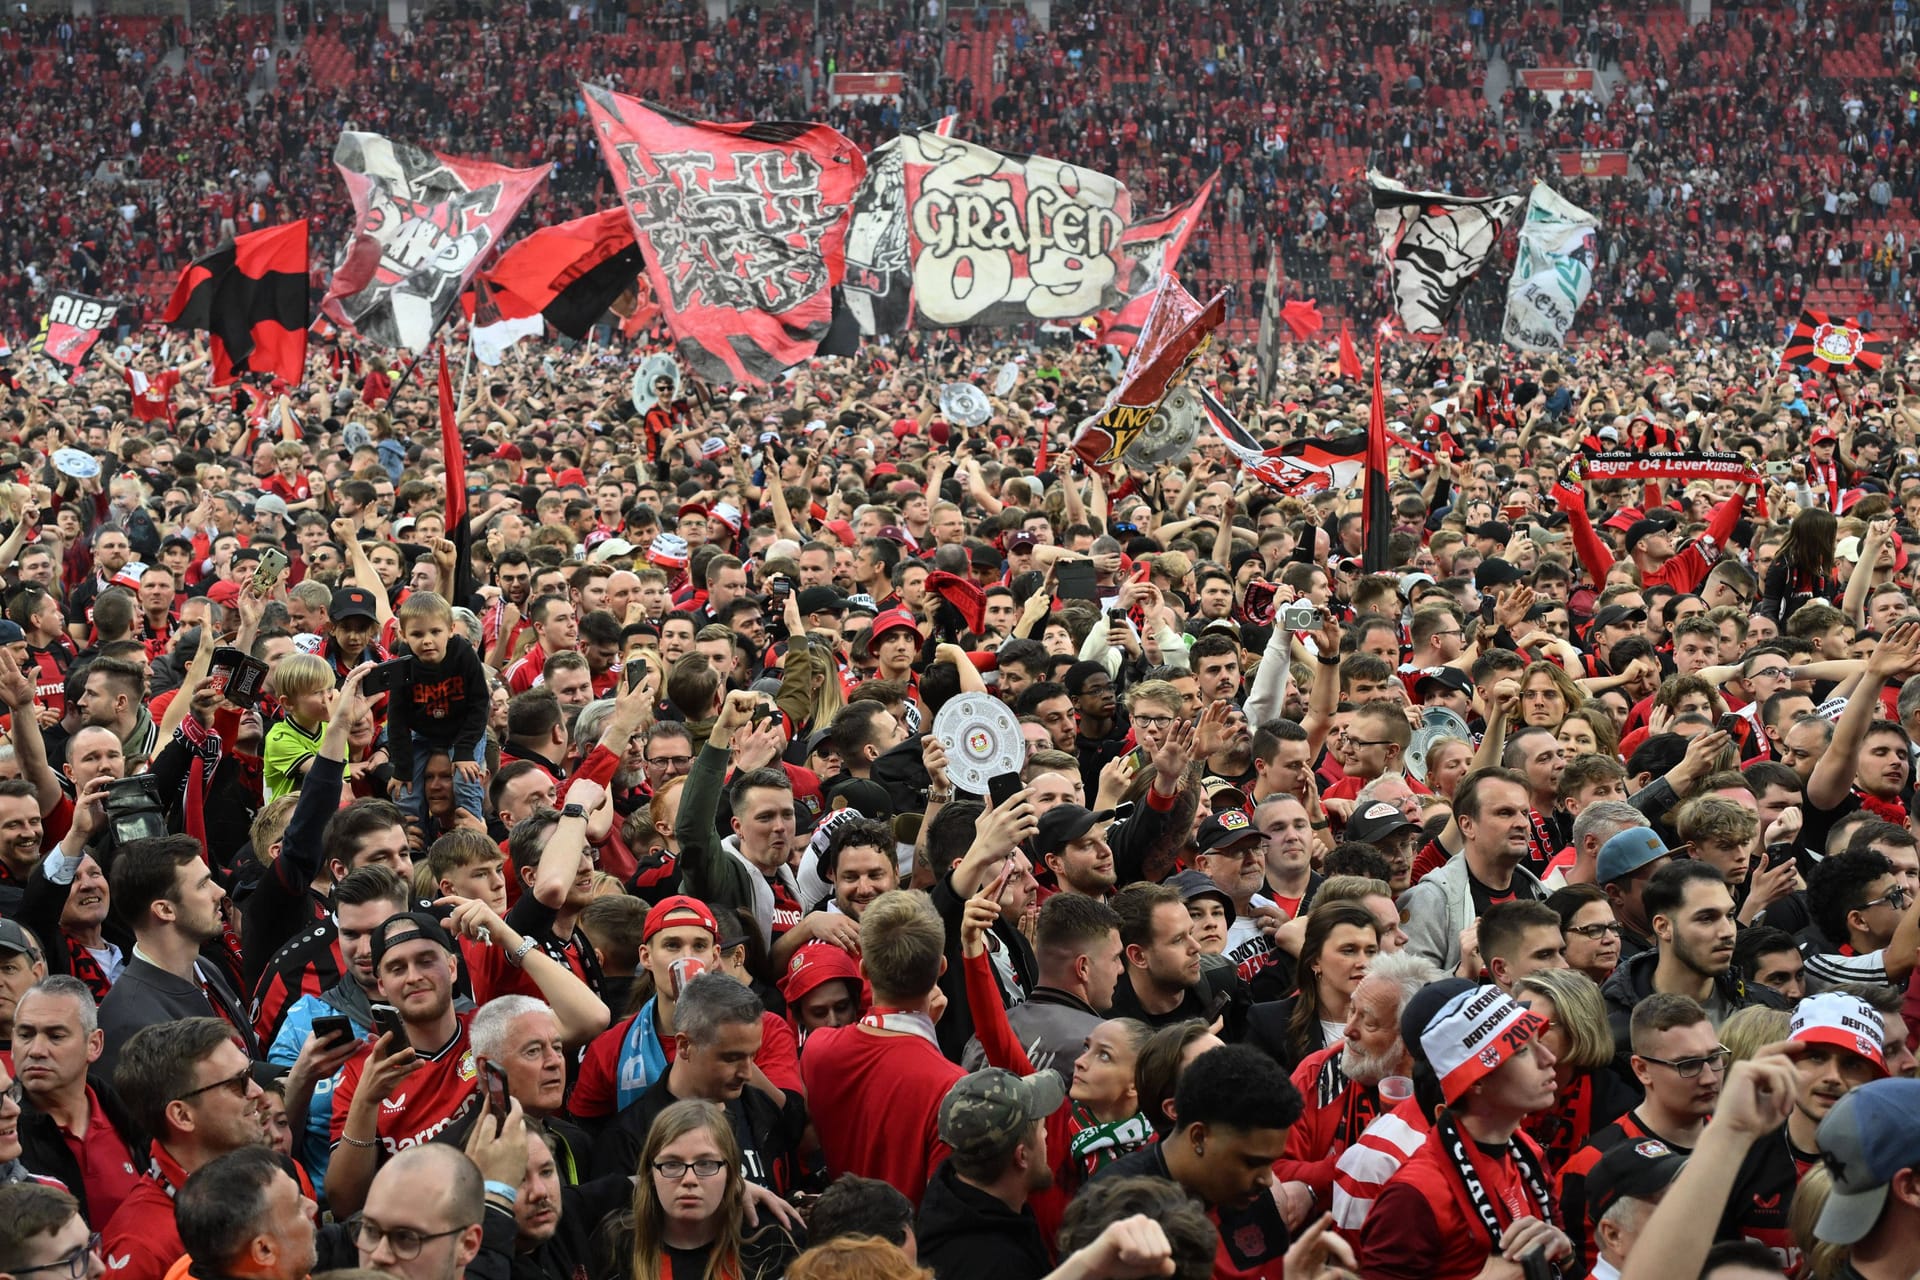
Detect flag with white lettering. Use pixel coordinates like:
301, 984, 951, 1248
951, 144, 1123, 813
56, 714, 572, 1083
323, 133, 550, 354
31, 291, 119, 373
1501, 183, 1598, 352
1370, 170, 1522, 336
897, 131, 1132, 329
583, 86, 865, 383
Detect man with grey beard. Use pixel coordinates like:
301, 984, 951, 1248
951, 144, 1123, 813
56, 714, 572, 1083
1268, 951, 1440, 1219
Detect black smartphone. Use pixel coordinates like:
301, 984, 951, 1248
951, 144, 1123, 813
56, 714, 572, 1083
369, 1002, 406, 1051
482, 1060, 510, 1115
988, 771, 1025, 808
361, 655, 415, 696
311, 1014, 354, 1046
1718, 713, 1742, 735
1056, 560, 1098, 600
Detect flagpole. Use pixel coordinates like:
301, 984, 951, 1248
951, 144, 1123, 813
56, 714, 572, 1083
384, 348, 428, 407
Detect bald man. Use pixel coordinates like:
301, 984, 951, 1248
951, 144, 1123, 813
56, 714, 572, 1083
355, 1120, 526, 1280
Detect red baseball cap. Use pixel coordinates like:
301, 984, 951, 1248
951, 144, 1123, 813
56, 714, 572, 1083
494, 442, 523, 462
206, 580, 243, 607
642, 895, 719, 942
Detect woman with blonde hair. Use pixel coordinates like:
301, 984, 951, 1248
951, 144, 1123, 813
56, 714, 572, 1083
1789, 1161, 1848, 1280
1720, 1005, 1793, 1063
596, 1099, 801, 1280
1511, 968, 1637, 1169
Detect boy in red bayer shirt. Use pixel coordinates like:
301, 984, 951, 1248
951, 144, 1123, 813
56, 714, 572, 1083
801, 889, 962, 1206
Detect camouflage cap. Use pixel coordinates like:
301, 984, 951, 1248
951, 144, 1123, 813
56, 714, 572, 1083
937, 1068, 1065, 1161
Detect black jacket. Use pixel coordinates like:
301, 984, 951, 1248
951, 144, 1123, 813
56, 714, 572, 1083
1599, 949, 1787, 1086
97, 955, 258, 1076
17, 1076, 147, 1224
917, 1158, 1053, 1280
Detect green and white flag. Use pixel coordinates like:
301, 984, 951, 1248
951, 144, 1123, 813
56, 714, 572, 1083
1501, 183, 1598, 352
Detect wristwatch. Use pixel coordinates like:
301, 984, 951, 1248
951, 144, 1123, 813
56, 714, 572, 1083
559, 803, 588, 820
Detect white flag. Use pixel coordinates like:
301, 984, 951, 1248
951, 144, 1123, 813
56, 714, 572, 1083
1501, 182, 1599, 352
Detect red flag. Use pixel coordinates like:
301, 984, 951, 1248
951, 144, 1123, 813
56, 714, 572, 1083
480, 209, 645, 340
1364, 336, 1390, 573
161, 221, 309, 385
1098, 173, 1217, 354
1278, 298, 1324, 339
1338, 321, 1364, 380
323, 134, 548, 354
440, 345, 464, 531
582, 88, 865, 384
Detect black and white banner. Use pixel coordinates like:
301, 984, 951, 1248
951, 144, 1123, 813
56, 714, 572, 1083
1370, 170, 1522, 336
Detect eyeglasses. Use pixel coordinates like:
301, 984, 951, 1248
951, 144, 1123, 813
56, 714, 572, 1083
652, 1158, 728, 1180
13, 1234, 99, 1278
646, 755, 693, 770
1345, 739, 1400, 750
0, 1079, 22, 1106
1566, 922, 1624, 939
1864, 886, 1915, 911
1748, 666, 1789, 680
174, 1065, 256, 1103
1638, 1047, 1732, 1078
345, 1215, 475, 1260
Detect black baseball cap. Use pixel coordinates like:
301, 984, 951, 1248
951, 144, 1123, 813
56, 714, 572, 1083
369, 912, 458, 971
1165, 869, 1235, 922
1586, 1138, 1688, 1221
1591, 604, 1648, 630
797, 586, 849, 615
1345, 801, 1422, 846
1474, 558, 1527, 589
1032, 804, 1115, 858
1195, 808, 1263, 856
329, 586, 380, 622
1415, 667, 1472, 697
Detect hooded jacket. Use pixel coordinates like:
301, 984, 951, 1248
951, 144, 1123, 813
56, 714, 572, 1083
1599, 948, 1786, 1083
916, 1157, 1052, 1280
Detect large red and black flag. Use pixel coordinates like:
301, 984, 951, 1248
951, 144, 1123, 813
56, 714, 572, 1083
583, 86, 865, 383
1364, 335, 1390, 572
1098, 173, 1216, 354
324, 133, 549, 354
480, 208, 646, 340
1781, 309, 1890, 375
29, 291, 120, 375
160, 221, 309, 385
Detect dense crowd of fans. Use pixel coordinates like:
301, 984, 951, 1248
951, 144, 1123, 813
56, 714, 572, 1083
4, 4, 1920, 1280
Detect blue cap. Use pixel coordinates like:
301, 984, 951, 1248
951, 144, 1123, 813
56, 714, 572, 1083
0, 621, 23, 646
1596, 826, 1674, 884
1816, 1078, 1920, 1244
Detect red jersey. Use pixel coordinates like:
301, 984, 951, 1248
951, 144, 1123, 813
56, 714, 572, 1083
100, 1142, 191, 1280
1360, 1125, 1555, 1280
799, 1021, 960, 1205
328, 1012, 480, 1155
504, 644, 556, 694
570, 1008, 801, 1119
24, 638, 76, 714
